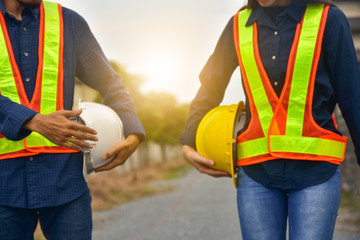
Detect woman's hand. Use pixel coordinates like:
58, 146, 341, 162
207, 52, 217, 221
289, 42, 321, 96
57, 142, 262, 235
182, 145, 231, 178
95, 134, 140, 172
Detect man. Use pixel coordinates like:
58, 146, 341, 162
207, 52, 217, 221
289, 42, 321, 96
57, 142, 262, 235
0, 0, 145, 239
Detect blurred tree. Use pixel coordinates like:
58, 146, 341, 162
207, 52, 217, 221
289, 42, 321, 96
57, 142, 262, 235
109, 60, 145, 104
109, 61, 189, 147
138, 91, 189, 145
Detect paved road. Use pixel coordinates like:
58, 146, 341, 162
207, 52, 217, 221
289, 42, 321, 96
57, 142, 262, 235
93, 170, 360, 240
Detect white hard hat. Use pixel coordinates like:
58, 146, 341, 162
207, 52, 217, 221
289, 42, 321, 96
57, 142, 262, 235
75, 101, 124, 179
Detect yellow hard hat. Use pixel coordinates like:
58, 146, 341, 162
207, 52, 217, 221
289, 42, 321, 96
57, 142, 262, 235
196, 101, 245, 188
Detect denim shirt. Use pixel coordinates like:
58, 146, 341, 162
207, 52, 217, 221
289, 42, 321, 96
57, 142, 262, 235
0, 2, 145, 208
181, 2, 360, 189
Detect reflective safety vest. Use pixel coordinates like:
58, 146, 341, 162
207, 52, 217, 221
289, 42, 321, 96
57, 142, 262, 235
234, 4, 347, 166
0, 1, 77, 160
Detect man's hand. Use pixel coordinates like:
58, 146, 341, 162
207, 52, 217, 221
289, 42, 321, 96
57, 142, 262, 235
182, 145, 231, 178
95, 134, 140, 172
23, 109, 98, 151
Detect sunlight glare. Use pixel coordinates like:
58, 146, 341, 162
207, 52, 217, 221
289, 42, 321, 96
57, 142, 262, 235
140, 52, 179, 93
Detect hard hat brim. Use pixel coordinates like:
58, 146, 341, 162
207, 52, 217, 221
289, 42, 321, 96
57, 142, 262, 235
196, 101, 245, 188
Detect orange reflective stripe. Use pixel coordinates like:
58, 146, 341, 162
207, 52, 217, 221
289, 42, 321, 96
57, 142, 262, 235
40, 1, 61, 115
57, 3, 64, 111
26, 2, 65, 149
307, 5, 329, 110
237, 10, 273, 136
267, 14, 303, 142
286, 4, 324, 136
30, 1, 45, 112
234, 10, 276, 163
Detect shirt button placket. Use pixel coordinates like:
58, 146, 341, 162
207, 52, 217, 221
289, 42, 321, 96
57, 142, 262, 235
272, 29, 279, 63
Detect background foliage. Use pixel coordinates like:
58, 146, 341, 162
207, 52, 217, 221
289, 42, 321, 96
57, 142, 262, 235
110, 61, 189, 145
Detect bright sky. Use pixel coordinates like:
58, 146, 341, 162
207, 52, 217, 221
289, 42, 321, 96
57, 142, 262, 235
51, 0, 247, 104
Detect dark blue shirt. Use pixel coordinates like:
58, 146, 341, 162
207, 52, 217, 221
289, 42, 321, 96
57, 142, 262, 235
180, 2, 360, 189
0, 2, 145, 208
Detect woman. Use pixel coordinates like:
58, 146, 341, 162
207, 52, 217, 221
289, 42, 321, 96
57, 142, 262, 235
180, 0, 360, 239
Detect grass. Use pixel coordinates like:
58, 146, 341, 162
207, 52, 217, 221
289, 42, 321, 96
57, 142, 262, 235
335, 191, 360, 233
340, 191, 360, 213
165, 162, 193, 180
89, 159, 190, 211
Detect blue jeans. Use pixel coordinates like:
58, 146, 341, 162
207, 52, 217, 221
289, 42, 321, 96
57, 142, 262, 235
237, 167, 341, 240
0, 189, 92, 240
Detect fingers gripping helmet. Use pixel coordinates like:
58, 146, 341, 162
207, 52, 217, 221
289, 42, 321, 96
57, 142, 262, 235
76, 101, 124, 178
196, 101, 245, 188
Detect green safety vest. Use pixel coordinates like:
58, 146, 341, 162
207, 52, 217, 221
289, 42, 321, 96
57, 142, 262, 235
234, 4, 347, 166
0, 1, 76, 160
